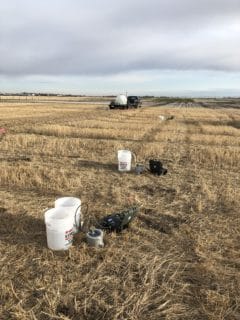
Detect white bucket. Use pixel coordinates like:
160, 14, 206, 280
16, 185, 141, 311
118, 150, 132, 172
159, 115, 166, 121
44, 208, 74, 250
54, 197, 81, 233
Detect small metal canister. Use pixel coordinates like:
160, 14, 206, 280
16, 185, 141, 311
135, 163, 145, 175
86, 229, 104, 248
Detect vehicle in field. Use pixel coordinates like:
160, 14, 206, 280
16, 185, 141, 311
109, 94, 141, 109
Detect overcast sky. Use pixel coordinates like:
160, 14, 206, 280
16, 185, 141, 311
0, 0, 240, 96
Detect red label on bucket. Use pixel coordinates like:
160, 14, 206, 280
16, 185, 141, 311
65, 228, 73, 244
120, 161, 128, 169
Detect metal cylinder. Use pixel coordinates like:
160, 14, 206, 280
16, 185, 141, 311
135, 163, 145, 175
86, 229, 104, 248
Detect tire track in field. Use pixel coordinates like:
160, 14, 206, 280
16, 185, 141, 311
128, 107, 167, 156
127, 108, 213, 318
153, 112, 221, 318
177, 115, 240, 319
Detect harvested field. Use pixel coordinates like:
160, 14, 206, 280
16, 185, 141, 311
0, 99, 240, 319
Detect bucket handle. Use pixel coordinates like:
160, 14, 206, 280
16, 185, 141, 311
131, 152, 137, 166
74, 202, 89, 231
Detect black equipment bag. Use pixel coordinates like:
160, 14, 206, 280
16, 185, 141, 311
149, 159, 167, 176
98, 207, 138, 232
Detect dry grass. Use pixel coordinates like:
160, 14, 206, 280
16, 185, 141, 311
0, 99, 240, 319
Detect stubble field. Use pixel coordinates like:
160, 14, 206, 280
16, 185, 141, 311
0, 98, 240, 319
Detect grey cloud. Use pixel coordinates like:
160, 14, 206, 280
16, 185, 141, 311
0, 0, 240, 76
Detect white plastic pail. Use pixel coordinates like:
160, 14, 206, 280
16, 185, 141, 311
54, 197, 81, 233
44, 208, 74, 250
118, 150, 132, 172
